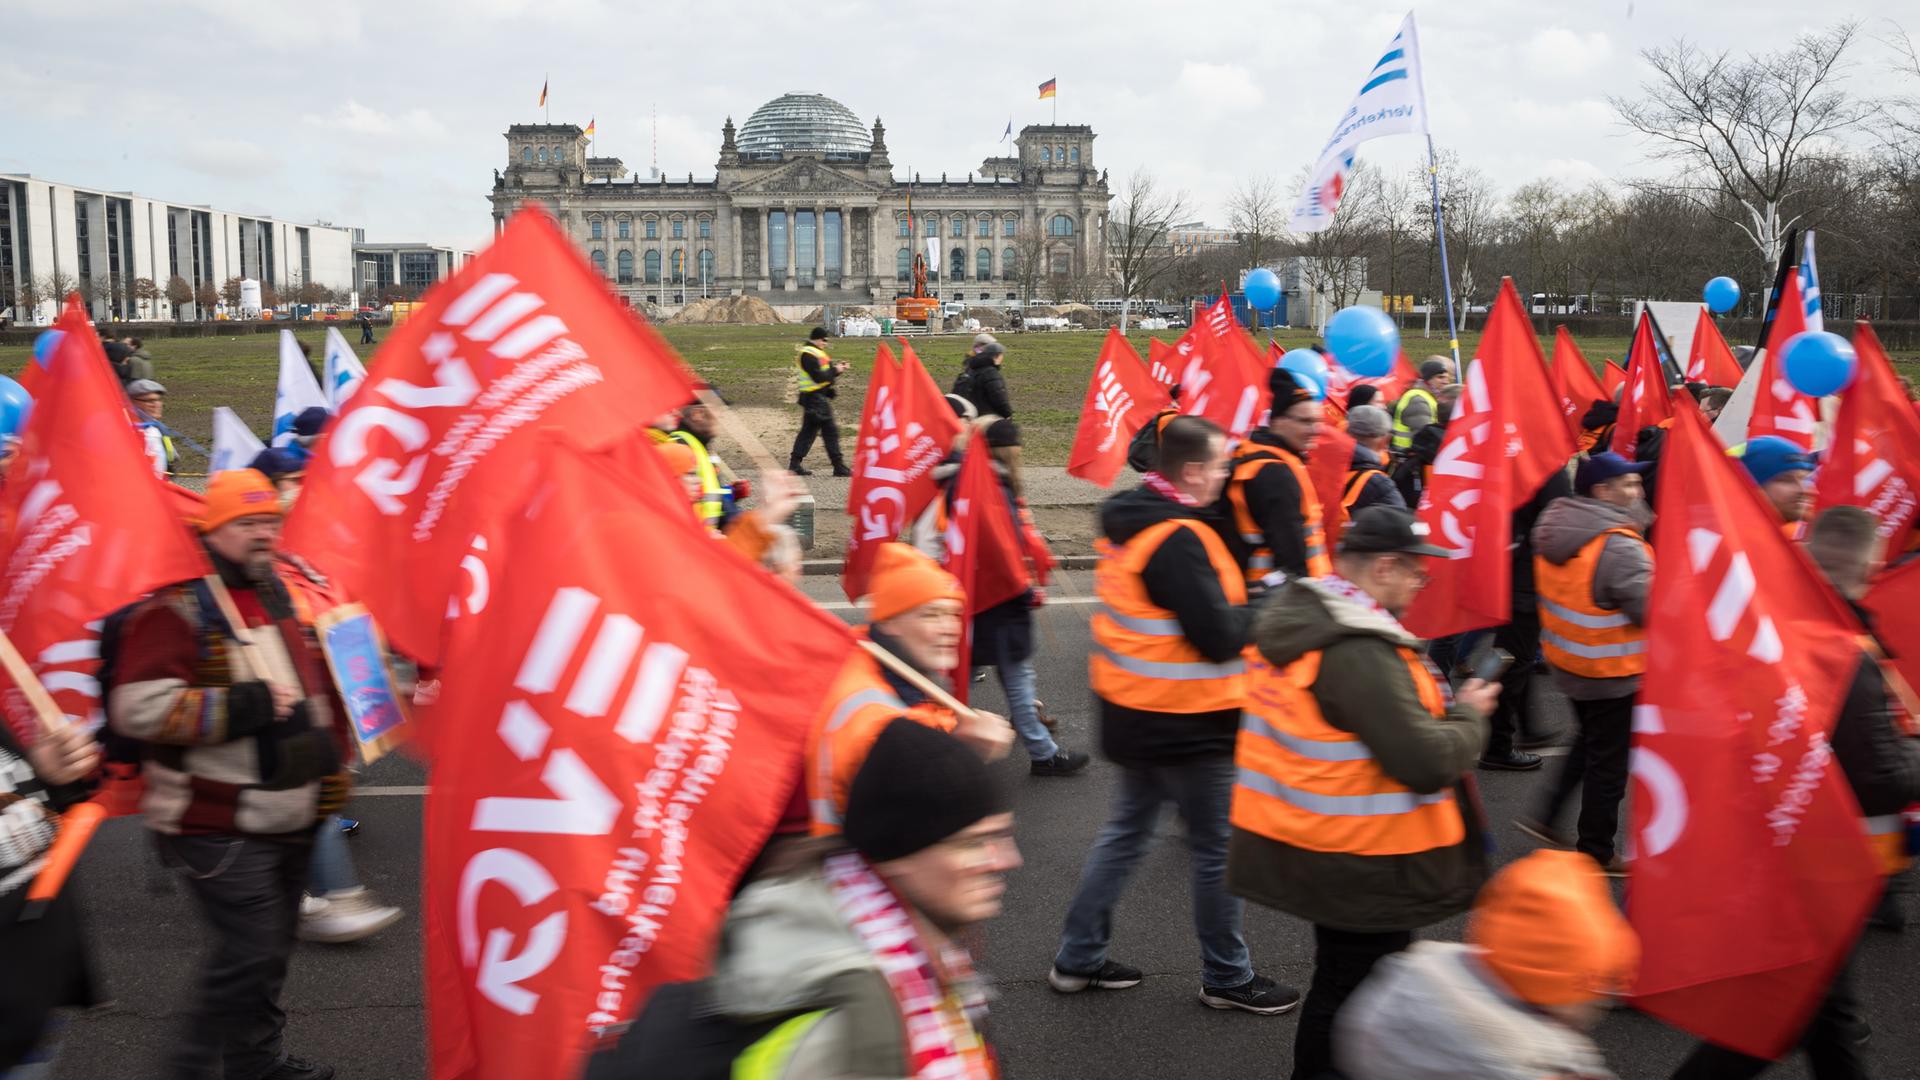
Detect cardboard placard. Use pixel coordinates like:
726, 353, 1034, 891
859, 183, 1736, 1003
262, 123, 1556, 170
316, 603, 410, 764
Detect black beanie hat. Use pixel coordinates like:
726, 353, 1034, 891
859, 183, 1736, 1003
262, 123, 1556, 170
844, 718, 1008, 863
1266, 367, 1313, 412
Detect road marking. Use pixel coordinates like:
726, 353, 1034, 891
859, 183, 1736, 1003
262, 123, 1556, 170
813, 595, 1103, 612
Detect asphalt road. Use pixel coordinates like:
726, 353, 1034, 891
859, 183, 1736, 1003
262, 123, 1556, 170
50, 571, 1920, 1079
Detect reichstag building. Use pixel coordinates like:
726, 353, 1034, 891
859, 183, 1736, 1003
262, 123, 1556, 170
487, 92, 1112, 308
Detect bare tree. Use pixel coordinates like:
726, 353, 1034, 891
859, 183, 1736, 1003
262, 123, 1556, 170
220, 275, 244, 312
1013, 217, 1048, 310
14, 276, 43, 322
1367, 168, 1426, 324
1106, 168, 1190, 332
1430, 154, 1499, 328
1226, 174, 1284, 270
1612, 23, 1871, 274
165, 275, 193, 321
38, 270, 76, 309
194, 281, 219, 320
1288, 161, 1380, 328
131, 277, 161, 320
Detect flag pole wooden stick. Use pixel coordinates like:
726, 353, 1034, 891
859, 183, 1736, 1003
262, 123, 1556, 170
0, 628, 70, 738
858, 638, 979, 721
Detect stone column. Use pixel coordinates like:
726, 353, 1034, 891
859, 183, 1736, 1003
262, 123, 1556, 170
813, 204, 826, 289
756, 207, 770, 292
729, 206, 742, 292
783, 203, 798, 292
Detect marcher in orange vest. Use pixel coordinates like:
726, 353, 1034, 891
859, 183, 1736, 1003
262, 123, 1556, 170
1054, 416, 1299, 1017
1218, 376, 1331, 592
1738, 435, 1816, 537
1230, 505, 1498, 1080
1340, 405, 1405, 516
1669, 506, 1920, 1078
1521, 452, 1653, 875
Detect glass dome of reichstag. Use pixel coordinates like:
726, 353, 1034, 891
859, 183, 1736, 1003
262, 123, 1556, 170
737, 93, 869, 156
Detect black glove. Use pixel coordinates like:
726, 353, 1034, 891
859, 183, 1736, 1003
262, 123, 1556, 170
225, 681, 278, 739
255, 702, 342, 790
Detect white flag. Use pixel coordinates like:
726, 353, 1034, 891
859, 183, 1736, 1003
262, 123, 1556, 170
272, 329, 329, 447
209, 406, 266, 474
926, 236, 942, 279
1799, 231, 1823, 334
323, 326, 369, 408
1289, 12, 1430, 233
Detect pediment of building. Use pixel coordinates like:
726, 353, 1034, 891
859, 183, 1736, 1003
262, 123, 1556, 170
728, 159, 886, 197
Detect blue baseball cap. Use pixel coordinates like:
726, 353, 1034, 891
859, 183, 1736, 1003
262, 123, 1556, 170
1575, 452, 1651, 495
1738, 436, 1814, 485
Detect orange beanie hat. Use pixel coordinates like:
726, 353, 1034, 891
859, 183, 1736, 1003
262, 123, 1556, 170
655, 440, 698, 478
866, 542, 965, 623
198, 470, 283, 533
1468, 850, 1639, 1007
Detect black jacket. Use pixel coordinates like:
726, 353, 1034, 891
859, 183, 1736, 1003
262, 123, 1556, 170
1096, 485, 1250, 766
1392, 422, 1446, 508
1125, 407, 1177, 474
952, 352, 1012, 419
1214, 431, 1311, 581
1345, 444, 1404, 514
1833, 604, 1920, 819
1510, 466, 1573, 610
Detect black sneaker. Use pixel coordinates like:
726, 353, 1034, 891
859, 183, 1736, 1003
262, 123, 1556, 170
788, 464, 813, 476
831, 464, 854, 477
1199, 974, 1300, 1015
1478, 749, 1544, 771
1048, 959, 1143, 993
1031, 749, 1090, 776
259, 1055, 335, 1080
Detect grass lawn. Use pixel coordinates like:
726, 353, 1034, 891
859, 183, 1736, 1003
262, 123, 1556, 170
3, 321, 1910, 474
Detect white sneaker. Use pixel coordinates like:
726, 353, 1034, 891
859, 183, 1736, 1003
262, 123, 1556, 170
300, 893, 328, 918
299, 887, 403, 943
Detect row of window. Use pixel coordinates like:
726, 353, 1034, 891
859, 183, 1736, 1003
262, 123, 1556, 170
520, 145, 570, 165
590, 248, 717, 285
891, 246, 1068, 281
1038, 145, 1080, 165
893, 213, 1076, 239
590, 216, 712, 241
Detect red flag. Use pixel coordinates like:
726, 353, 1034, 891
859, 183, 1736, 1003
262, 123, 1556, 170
424, 440, 856, 1080
1814, 323, 1920, 545
1601, 360, 1627, 397
1172, 298, 1269, 439
1324, 351, 1418, 410
282, 206, 699, 664
942, 444, 1031, 701
1306, 419, 1358, 552
1611, 313, 1676, 457
0, 301, 210, 748
1629, 401, 1881, 1059
1747, 268, 1820, 449
1552, 328, 1610, 441
841, 343, 961, 601
1403, 279, 1571, 636
1864, 558, 1920, 697
1146, 337, 1178, 388
1688, 308, 1744, 387
1067, 329, 1171, 488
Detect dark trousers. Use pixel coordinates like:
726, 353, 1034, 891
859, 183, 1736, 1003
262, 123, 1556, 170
1483, 611, 1542, 757
1536, 693, 1634, 863
158, 832, 311, 1080
359, 325, 374, 345
1670, 946, 1870, 1079
1291, 925, 1413, 1080
788, 394, 844, 468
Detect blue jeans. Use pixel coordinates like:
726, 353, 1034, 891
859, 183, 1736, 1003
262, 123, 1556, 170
307, 813, 359, 895
1054, 757, 1252, 988
991, 636, 1057, 761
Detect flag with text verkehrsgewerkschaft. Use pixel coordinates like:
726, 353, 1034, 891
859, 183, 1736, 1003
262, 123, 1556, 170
1289, 12, 1429, 233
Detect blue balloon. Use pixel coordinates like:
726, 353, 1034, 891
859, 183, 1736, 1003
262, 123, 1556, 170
1325, 305, 1398, 377
31, 330, 65, 368
1289, 369, 1326, 402
1781, 331, 1856, 398
1703, 276, 1741, 315
1243, 267, 1282, 311
0, 375, 32, 437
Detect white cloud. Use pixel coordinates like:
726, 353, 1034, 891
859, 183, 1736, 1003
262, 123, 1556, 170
1174, 62, 1264, 108
304, 101, 447, 139
173, 137, 281, 179
1524, 28, 1613, 77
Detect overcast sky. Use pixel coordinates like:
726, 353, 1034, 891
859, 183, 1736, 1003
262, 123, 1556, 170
7, 1, 1913, 250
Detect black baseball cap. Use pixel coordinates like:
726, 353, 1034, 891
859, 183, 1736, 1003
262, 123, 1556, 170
1340, 506, 1450, 557
809, 326, 830, 341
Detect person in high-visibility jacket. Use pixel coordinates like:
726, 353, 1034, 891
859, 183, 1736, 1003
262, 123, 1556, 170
1389, 358, 1452, 454
1052, 415, 1300, 1017
669, 400, 733, 527
1521, 452, 1652, 874
1668, 506, 1920, 1077
1340, 405, 1404, 518
788, 327, 852, 477
1217, 375, 1331, 592
1229, 505, 1498, 1080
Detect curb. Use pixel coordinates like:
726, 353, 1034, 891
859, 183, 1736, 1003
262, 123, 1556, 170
800, 554, 1098, 576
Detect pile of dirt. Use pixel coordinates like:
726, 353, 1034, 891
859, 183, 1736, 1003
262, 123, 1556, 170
1054, 303, 1101, 325
663, 295, 786, 325
965, 307, 1004, 328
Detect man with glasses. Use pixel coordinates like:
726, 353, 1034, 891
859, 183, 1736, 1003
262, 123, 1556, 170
1218, 372, 1331, 593
1231, 505, 1498, 1079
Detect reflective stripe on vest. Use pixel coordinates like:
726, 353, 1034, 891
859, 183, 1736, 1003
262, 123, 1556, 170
1090, 517, 1248, 714
795, 345, 832, 393
733, 1010, 832, 1080
1231, 650, 1465, 857
670, 431, 725, 525
1535, 527, 1649, 679
1391, 387, 1436, 451
1227, 443, 1330, 586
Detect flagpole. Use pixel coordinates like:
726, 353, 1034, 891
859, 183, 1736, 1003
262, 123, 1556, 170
544, 72, 549, 124
1425, 135, 1461, 370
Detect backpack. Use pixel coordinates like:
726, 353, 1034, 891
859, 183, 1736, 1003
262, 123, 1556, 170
950, 366, 978, 409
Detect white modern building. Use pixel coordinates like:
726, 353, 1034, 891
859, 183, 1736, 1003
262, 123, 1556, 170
0, 174, 355, 325
351, 240, 473, 302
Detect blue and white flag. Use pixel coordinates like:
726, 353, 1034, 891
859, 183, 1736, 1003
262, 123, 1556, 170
209, 406, 265, 474
322, 326, 369, 408
1799, 231, 1824, 333
272, 329, 329, 448
1289, 12, 1429, 233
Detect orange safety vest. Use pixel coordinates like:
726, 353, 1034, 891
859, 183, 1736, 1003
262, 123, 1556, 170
1536, 527, 1649, 678
805, 634, 956, 835
1090, 518, 1248, 714
1227, 443, 1331, 586
1233, 649, 1464, 855
1341, 467, 1387, 511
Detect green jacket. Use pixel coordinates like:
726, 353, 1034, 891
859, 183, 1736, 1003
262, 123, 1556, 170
1227, 578, 1489, 932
